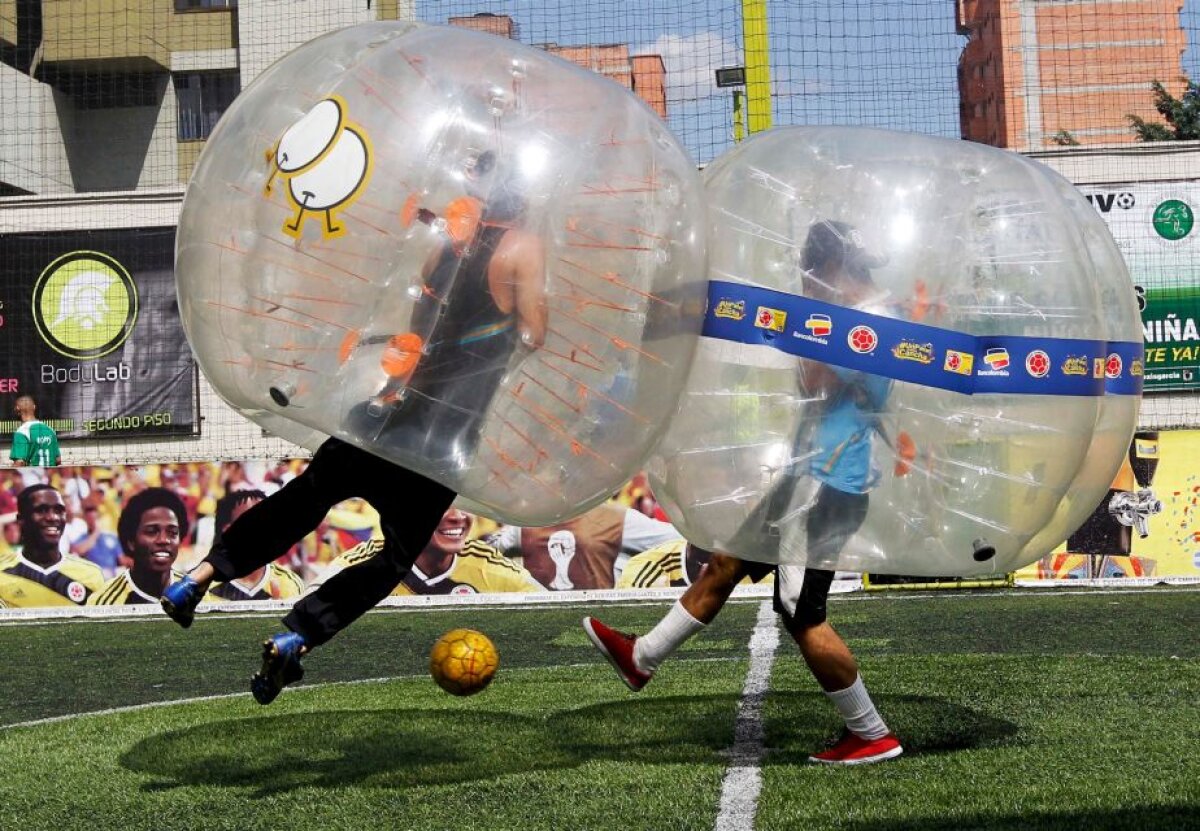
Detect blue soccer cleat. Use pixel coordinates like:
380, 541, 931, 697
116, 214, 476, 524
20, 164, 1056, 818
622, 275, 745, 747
160, 575, 204, 629
251, 631, 308, 705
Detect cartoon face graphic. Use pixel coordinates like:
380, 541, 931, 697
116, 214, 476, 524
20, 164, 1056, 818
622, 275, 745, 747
265, 96, 373, 239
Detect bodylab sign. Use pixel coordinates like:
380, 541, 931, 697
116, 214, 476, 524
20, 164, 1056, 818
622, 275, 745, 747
1080, 181, 1200, 392
0, 227, 196, 439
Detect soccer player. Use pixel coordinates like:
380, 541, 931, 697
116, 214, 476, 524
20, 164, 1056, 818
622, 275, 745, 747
161, 167, 548, 704
90, 487, 189, 605
357, 153, 547, 470
584, 220, 903, 766
0, 484, 104, 607
316, 507, 543, 596
9, 395, 61, 467
206, 490, 304, 602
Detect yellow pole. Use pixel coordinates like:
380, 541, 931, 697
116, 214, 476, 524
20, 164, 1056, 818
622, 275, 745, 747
742, 0, 772, 133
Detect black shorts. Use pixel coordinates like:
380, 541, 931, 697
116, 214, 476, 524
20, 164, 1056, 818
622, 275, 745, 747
742, 483, 868, 628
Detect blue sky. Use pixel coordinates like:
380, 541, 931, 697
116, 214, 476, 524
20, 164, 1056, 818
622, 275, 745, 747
418, 0, 1200, 163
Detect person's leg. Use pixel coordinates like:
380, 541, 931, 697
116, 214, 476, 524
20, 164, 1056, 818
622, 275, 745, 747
163, 439, 356, 627
281, 455, 456, 647
777, 566, 900, 763
202, 439, 355, 584
635, 550, 751, 670
583, 547, 759, 690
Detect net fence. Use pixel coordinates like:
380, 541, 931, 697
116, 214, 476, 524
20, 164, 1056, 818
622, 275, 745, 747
1, 0, 1198, 468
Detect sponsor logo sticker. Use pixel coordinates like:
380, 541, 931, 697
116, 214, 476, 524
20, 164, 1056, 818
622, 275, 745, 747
984, 348, 1010, 370
714, 299, 746, 321
805, 313, 832, 337
755, 306, 787, 332
944, 349, 974, 375
1026, 350, 1051, 378
847, 324, 878, 354
1061, 355, 1090, 377
891, 340, 934, 364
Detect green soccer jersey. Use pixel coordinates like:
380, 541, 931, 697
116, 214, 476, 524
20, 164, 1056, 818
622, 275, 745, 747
10, 420, 60, 466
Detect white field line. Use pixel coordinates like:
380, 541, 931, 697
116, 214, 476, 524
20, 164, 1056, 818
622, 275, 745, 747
0, 675, 400, 732
2, 583, 1196, 628
714, 600, 780, 831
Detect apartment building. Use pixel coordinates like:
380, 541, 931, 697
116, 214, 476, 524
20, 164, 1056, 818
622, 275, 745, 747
448, 13, 667, 119
957, 0, 1188, 149
0, 3, 666, 198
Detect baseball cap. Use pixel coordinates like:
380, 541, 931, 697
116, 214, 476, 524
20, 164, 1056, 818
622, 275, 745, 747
800, 219, 888, 280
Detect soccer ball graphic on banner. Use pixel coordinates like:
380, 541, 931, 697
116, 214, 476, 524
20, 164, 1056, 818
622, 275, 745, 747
430, 629, 499, 696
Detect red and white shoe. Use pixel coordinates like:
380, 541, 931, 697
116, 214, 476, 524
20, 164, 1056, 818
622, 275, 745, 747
582, 616, 653, 692
808, 730, 903, 765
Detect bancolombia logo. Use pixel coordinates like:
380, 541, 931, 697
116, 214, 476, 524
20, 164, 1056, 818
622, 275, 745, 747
32, 251, 138, 360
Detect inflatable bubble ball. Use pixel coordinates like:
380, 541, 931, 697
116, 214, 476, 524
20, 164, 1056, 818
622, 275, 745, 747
176, 22, 706, 525
646, 126, 1143, 577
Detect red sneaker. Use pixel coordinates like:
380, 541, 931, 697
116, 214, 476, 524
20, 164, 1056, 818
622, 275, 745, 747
582, 616, 653, 692
808, 730, 903, 765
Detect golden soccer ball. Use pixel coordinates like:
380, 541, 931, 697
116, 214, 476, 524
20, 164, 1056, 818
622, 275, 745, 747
429, 628, 499, 696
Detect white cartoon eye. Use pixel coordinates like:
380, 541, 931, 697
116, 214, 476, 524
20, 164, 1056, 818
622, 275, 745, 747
286, 128, 369, 210
52, 271, 115, 330
276, 98, 344, 173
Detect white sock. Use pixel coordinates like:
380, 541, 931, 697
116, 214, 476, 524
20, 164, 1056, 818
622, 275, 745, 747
633, 600, 705, 672
825, 675, 889, 740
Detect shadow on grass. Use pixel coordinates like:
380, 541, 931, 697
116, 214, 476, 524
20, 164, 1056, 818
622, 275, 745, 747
120, 693, 1014, 795
845, 804, 1200, 831
762, 692, 1019, 764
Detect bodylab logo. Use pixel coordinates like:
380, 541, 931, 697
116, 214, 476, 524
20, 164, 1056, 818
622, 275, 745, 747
32, 251, 138, 360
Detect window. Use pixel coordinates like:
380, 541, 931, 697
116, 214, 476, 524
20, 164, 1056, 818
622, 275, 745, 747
175, 72, 240, 140
175, 0, 237, 10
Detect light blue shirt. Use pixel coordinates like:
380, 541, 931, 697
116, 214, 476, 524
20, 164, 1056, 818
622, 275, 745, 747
809, 368, 892, 494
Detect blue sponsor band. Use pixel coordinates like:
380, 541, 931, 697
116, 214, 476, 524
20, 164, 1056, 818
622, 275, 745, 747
702, 280, 1144, 397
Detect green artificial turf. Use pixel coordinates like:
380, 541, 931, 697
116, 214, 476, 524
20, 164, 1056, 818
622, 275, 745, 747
0, 589, 1196, 830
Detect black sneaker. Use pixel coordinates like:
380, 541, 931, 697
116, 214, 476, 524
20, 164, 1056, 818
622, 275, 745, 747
250, 632, 308, 705
160, 575, 204, 629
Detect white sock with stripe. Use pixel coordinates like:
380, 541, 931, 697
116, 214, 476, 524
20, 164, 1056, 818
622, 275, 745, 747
634, 600, 705, 672
825, 675, 889, 740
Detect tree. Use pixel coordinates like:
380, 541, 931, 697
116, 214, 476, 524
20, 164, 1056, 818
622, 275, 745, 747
1050, 129, 1080, 147
1129, 79, 1200, 141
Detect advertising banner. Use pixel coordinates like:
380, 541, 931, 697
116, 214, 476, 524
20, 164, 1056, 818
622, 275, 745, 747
0, 227, 197, 439
0, 462, 686, 612
1079, 182, 1200, 392
1016, 429, 1200, 583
